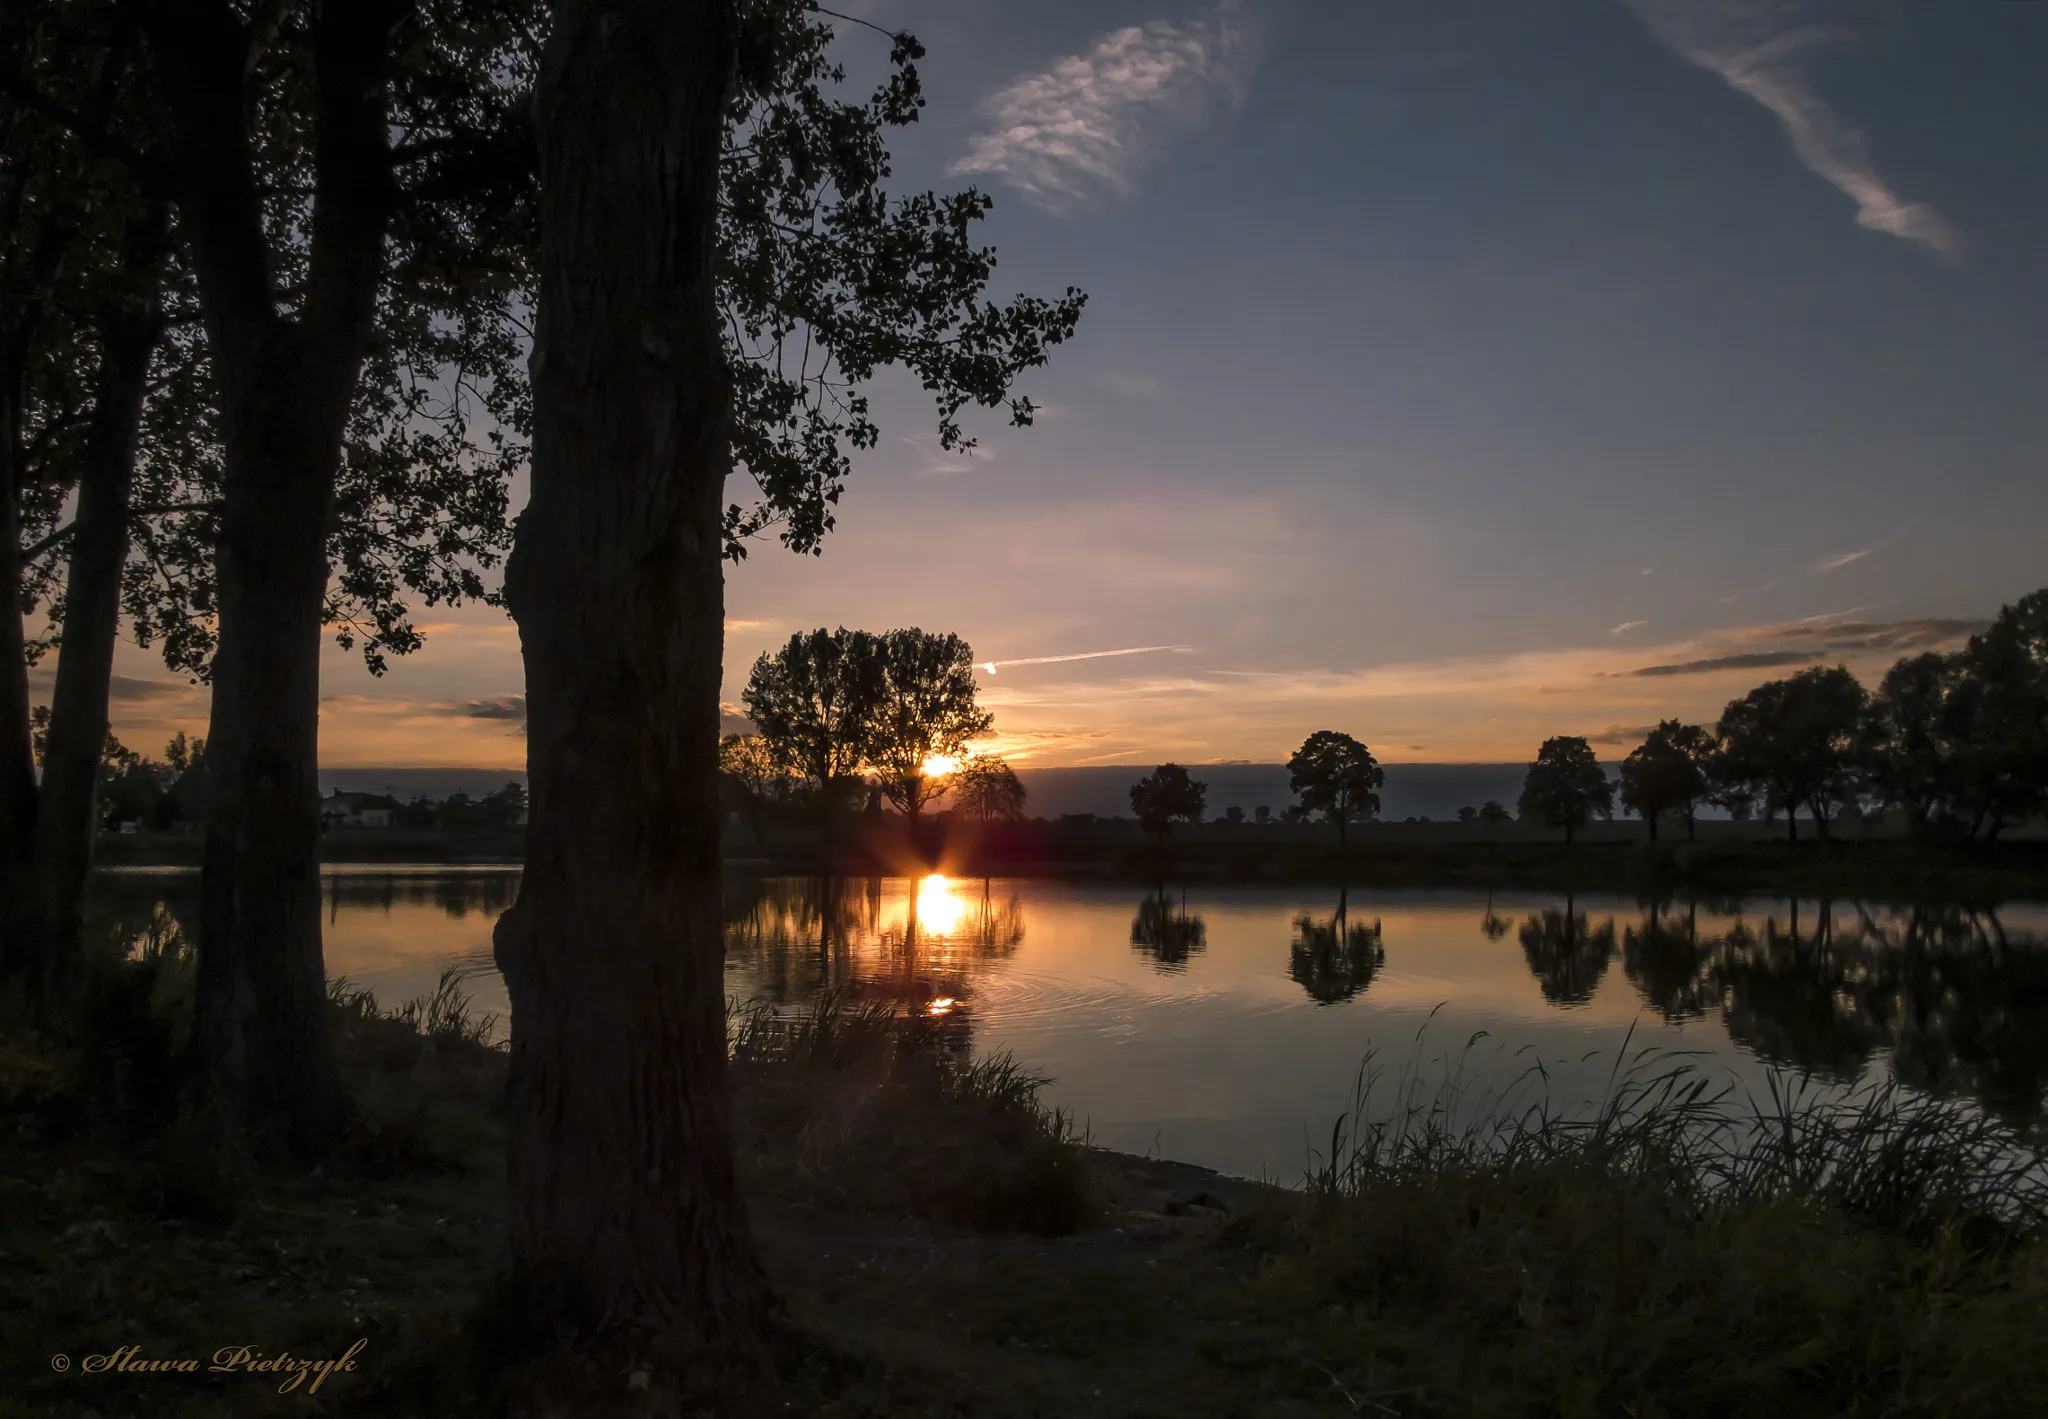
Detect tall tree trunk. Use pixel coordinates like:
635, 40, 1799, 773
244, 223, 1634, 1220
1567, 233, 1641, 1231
0, 431, 35, 965
1336, 810, 1347, 849
1685, 806, 1696, 842
1646, 809, 1658, 844
492, 0, 764, 1350
31, 206, 168, 995
190, 359, 348, 1149
146, 0, 400, 1152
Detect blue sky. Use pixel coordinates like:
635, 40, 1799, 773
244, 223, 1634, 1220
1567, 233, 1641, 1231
88, 0, 2048, 767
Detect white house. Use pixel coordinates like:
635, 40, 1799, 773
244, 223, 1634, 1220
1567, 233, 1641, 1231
320, 790, 400, 829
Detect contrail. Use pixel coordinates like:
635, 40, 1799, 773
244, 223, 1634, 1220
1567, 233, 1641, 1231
979, 645, 1190, 675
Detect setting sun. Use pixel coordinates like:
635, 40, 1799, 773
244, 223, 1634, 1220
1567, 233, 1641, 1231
921, 754, 961, 778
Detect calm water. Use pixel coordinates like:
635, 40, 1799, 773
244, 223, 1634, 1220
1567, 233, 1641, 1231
89, 869, 2048, 1181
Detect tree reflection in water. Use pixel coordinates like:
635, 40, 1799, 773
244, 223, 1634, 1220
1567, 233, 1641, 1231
1289, 886, 1385, 1004
1620, 898, 2048, 1135
1130, 885, 1207, 972
1517, 892, 1618, 1006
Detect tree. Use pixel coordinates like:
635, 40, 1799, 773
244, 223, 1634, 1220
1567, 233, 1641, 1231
1517, 736, 1613, 845
1862, 651, 1967, 836
1617, 720, 1714, 843
495, 0, 1083, 1356
1285, 729, 1384, 848
952, 752, 1026, 828
1714, 666, 1868, 843
742, 627, 883, 845
718, 732, 783, 845
1478, 800, 1511, 831
1457, 804, 1477, 824
487, 0, 766, 1353
1130, 763, 1206, 843
1947, 590, 2048, 838
866, 628, 992, 825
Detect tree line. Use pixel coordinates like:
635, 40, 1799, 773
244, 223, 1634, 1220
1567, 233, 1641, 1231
1519, 588, 2048, 845
2, 0, 1082, 1361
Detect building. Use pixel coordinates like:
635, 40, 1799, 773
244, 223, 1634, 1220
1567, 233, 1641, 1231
320, 790, 402, 830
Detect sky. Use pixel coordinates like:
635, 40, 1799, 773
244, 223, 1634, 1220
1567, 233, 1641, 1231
73, 0, 2048, 769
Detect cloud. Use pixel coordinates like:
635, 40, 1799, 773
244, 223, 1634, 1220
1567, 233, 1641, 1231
951, 2, 1260, 212
1587, 723, 1662, 746
1628, 1, 1962, 259
1626, 649, 1821, 678
1609, 620, 1649, 636
981, 644, 1192, 675
451, 695, 525, 721
900, 433, 982, 478
1812, 532, 1903, 573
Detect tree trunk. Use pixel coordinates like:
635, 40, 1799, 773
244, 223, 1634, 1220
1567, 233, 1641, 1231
491, 0, 764, 1351
1564, 822, 1575, 846
190, 360, 347, 1150
0, 427, 36, 961
1787, 809, 1798, 844
1646, 809, 1659, 844
1685, 806, 1696, 842
147, 0, 401, 1153
1336, 810, 1347, 849
31, 209, 168, 995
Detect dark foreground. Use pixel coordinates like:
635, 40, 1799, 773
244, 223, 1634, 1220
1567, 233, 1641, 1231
6, 965, 2048, 1418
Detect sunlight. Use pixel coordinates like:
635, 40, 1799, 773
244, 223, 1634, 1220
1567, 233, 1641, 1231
921, 753, 961, 778
913, 873, 967, 937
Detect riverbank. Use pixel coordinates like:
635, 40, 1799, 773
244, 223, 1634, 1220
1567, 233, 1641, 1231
7, 966, 2048, 1417
86, 822, 2048, 903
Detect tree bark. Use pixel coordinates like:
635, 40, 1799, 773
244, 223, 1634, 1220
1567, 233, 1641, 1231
0, 429, 35, 955
492, 0, 765, 1350
30, 204, 168, 995
1645, 809, 1659, 844
146, 0, 401, 1151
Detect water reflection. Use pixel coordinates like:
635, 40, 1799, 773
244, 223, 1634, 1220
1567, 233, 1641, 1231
1129, 886, 1207, 972
1517, 892, 1618, 1006
1289, 887, 1386, 1005
80, 869, 2048, 1169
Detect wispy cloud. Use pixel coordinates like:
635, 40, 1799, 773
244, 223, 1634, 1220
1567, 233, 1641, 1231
951, 2, 1260, 212
1813, 532, 1904, 574
1626, 649, 1821, 678
1609, 620, 1649, 636
1628, 1, 1962, 259
981, 645, 1193, 675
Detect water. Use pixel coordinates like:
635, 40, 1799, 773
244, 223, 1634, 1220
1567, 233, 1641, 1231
88, 868, 2048, 1182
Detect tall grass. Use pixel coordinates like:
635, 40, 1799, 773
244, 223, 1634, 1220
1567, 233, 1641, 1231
729, 991, 1091, 1234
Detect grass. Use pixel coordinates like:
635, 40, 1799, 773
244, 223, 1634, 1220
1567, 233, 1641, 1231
5, 955, 2048, 1416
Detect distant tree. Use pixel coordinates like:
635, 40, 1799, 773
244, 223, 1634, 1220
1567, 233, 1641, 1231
1618, 720, 1715, 843
1862, 652, 1967, 837
742, 627, 884, 844
718, 733, 784, 845
1280, 803, 1309, 826
866, 628, 994, 825
1478, 800, 1511, 831
1946, 589, 2048, 838
1714, 666, 1868, 842
1457, 804, 1478, 824
1286, 730, 1384, 848
952, 753, 1027, 828
1130, 764, 1207, 843
481, 782, 528, 829
1517, 737, 1613, 845
1254, 805, 1271, 826
1222, 804, 1245, 826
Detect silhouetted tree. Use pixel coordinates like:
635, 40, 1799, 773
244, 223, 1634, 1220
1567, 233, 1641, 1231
952, 753, 1026, 828
1478, 800, 1511, 833
1715, 666, 1868, 842
743, 627, 884, 846
1862, 651, 1968, 837
867, 628, 993, 825
1130, 763, 1206, 844
719, 733, 784, 845
1517, 736, 1612, 845
1286, 729, 1384, 847
1457, 804, 1477, 824
1946, 590, 2048, 838
1618, 720, 1714, 842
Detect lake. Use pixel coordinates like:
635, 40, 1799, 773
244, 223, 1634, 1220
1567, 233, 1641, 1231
89, 868, 2048, 1182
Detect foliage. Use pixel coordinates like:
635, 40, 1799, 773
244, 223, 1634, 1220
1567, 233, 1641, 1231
1285, 729, 1384, 845
1618, 718, 1714, 841
1715, 665, 1868, 841
1517, 735, 1613, 843
717, 2, 1087, 559
741, 627, 884, 811
1478, 799, 1510, 827
865, 628, 992, 820
1129, 762, 1207, 842
952, 752, 1026, 826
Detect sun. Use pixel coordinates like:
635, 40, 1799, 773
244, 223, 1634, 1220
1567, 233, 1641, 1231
921, 753, 961, 778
